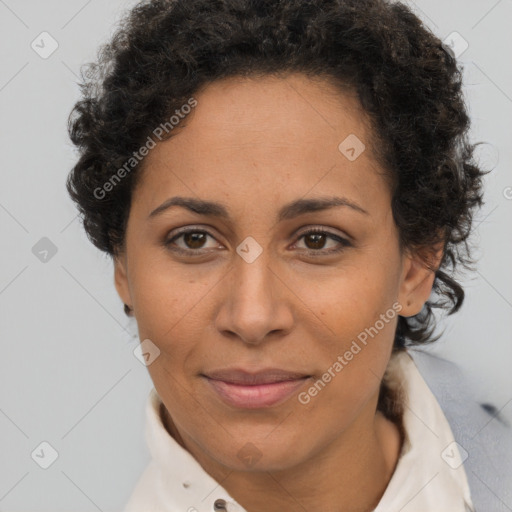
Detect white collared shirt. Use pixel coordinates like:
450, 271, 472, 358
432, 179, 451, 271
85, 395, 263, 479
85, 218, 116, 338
123, 350, 475, 512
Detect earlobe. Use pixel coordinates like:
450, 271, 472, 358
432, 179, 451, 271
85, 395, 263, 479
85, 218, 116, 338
398, 244, 443, 318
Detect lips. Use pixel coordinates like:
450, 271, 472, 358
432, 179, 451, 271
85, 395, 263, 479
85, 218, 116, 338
201, 368, 312, 409
203, 368, 310, 385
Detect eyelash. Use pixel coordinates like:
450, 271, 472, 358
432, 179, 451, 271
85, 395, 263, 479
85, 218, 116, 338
164, 226, 351, 257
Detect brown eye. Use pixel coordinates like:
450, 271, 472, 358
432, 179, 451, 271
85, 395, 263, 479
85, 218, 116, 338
294, 228, 351, 255
164, 228, 219, 254
304, 232, 328, 250
182, 231, 208, 249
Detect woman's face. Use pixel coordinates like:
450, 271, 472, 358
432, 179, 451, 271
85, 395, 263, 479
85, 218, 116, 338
115, 73, 436, 473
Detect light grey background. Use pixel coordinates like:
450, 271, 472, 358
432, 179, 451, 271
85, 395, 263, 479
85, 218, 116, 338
0, 0, 511, 510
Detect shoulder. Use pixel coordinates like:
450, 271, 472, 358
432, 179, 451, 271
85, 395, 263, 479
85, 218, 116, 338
406, 348, 512, 512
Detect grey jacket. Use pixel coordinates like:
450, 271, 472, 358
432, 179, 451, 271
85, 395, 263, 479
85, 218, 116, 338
408, 348, 512, 512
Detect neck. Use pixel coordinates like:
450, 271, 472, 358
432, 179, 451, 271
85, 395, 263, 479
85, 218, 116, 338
162, 394, 403, 512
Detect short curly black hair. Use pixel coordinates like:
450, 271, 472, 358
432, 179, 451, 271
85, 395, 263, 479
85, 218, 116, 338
66, 0, 488, 350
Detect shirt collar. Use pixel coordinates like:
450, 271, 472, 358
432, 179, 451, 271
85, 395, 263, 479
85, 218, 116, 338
373, 350, 474, 511
144, 387, 246, 511
133, 349, 475, 512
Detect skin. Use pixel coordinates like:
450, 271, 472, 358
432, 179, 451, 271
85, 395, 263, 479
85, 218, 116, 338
114, 73, 442, 512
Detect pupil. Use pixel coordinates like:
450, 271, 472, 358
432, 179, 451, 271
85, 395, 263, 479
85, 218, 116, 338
306, 233, 325, 249
185, 232, 206, 249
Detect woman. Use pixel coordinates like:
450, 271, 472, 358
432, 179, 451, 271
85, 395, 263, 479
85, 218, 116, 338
66, 0, 511, 510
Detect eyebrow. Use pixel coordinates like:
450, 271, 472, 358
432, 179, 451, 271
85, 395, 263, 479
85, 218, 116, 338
148, 195, 369, 222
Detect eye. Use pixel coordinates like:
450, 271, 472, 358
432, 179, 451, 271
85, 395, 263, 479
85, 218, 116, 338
164, 227, 220, 255
164, 226, 352, 257
293, 227, 351, 255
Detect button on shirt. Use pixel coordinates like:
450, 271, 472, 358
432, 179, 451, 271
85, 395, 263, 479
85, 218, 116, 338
123, 350, 475, 512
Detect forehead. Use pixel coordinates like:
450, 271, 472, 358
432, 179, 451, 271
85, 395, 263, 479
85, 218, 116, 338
134, 73, 388, 215
177, 73, 369, 146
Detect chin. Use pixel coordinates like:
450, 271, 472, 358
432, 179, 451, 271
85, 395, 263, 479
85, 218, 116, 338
202, 431, 309, 473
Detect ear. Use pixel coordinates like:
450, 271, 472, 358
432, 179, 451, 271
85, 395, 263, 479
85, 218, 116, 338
397, 242, 444, 318
114, 252, 132, 308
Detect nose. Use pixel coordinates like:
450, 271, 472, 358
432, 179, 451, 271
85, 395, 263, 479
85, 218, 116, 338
214, 247, 294, 346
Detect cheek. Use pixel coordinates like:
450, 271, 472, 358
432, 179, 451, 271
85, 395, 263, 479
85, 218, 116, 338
300, 315, 396, 425
305, 359, 382, 428
304, 267, 399, 400
129, 257, 212, 335
131, 270, 213, 376
313, 262, 397, 337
